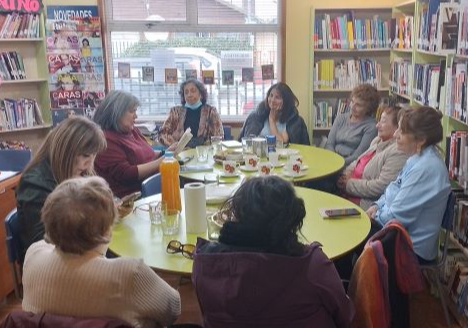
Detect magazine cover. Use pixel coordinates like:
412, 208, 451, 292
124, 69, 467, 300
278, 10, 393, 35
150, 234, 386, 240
47, 52, 81, 74
83, 90, 105, 108
222, 70, 234, 85
50, 90, 83, 109
185, 69, 197, 80
142, 66, 154, 82
242, 67, 254, 83
118, 62, 131, 78
46, 33, 80, 50
50, 73, 84, 91
51, 107, 84, 126
261, 64, 274, 80
202, 70, 215, 85
165, 68, 178, 84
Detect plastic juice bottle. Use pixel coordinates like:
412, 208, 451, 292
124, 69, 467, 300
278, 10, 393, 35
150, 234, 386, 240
160, 151, 182, 212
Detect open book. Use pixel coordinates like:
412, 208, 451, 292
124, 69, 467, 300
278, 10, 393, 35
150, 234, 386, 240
175, 128, 193, 154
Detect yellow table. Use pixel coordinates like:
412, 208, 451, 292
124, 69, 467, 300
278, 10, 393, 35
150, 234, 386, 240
178, 144, 345, 184
109, 187, 370, 275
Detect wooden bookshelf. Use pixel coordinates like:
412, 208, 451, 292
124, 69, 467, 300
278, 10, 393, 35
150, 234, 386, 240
0, 124, 52, 134
416, 49, 449, 57
314, 48, 390, 53
392, 48, 413, 54
0, 12, 52, 133
314, 88, 390, 93
0, 38, 43, 42
390, 90, 411, 101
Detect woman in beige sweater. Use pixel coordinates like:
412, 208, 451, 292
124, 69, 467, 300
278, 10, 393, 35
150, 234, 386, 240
22, 176, 181, 328
337, 105, 409, 210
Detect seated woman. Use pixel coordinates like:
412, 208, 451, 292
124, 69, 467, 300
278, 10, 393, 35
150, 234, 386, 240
192, 176, 353, 328
367, 106, 450, 262
325, 84, 379, 165
158, 78, 224, 148
239, 82, 309, 145
16, 116, 106, 262
22, 176, 181, 327
337, 105, 409, 210
93, 90, 166, 198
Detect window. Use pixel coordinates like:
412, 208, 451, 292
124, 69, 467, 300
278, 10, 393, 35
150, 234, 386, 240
103, 0, 282, 119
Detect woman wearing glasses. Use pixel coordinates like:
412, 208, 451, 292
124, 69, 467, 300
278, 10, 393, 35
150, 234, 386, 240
325, 84, 379, 165
22, 176, 181, 328
192, 176, 353, 328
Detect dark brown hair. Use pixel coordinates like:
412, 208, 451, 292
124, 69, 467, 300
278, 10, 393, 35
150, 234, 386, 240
219, 176, 306, 256
398, 106, 443, 150
179, 78, 208, 105
264, 82, 299, 123
42, 176, 117, 254
351, 84, 380, 117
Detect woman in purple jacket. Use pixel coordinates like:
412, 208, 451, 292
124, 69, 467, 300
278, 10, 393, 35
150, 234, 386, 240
192, 176, 354, 328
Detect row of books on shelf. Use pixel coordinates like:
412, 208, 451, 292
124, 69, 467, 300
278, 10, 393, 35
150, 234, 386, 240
460, 6, 468, 56
417, 1, 460, 54
391, 16, 413, 50
0, 98, 44, 132
446, 61, 468, 124
314, 14, 391, 50
313, 59, 382, 90
390, 59, 412, 97
444, 249, 468, 317
0, 13, 40, 39
447, 131, 468, 186
413, 61, 445, 109
313, 99, 350, 128
0, 51, 26, 80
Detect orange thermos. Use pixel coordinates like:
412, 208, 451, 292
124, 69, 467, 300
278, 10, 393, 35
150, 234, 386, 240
160, 151, 182, 212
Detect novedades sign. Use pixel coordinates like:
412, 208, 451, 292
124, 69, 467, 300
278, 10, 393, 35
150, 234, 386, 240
0, 0, 43, 13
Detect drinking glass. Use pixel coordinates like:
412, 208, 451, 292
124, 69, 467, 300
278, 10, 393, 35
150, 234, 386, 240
149, 201, 162, 225
196, 145, 208, 162
242, 136, 253, 154
162, 209, 180, 235
211, 136, 223, 155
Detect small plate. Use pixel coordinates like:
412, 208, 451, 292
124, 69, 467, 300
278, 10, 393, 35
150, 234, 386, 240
277, 148, 300, 158
220, 172, 241, 178
282, 170, 307, 178
206, 185, 238, 204
301, 164, 309, 170
239, 165, 258, 172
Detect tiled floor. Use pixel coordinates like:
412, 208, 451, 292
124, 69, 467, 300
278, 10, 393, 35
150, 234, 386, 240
0, 274, 460, 327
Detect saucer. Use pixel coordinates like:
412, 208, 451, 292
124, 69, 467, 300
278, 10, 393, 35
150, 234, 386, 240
282, 170, 307, 178
271, 162, 285, 168
239, 165, 258, 172
220, 172, 241, 178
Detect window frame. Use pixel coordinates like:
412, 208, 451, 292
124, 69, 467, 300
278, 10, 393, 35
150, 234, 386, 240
99, 0, 285, 121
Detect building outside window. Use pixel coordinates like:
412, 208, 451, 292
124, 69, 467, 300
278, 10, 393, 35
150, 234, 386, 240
103, 0, 282, 120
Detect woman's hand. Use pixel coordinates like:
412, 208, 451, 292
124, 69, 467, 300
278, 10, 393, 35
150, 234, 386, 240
366, 206, 378, 220
337, 174, 349, 190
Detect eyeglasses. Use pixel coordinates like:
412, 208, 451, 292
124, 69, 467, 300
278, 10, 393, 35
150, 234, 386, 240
166, 240, 196, 260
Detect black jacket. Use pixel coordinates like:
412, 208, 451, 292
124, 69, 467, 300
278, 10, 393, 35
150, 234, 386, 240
16, 160, 57, 263
238, 101, 310, 145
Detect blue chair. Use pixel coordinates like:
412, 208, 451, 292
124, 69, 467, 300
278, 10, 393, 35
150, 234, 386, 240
141, 173, 162, 198
420, 191, 457, 328
0, 149, 32, 172
5, 208, 23, 299
223, 126, 233, 140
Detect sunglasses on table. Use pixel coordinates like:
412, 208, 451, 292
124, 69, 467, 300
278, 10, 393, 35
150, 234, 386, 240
166, 240, 196, 260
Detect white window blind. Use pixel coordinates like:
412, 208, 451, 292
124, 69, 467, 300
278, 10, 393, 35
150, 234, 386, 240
103, 0, 281, 119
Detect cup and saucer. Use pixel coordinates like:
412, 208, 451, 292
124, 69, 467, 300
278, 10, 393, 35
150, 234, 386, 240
221, 160, 240, 178
239, 154, 259, 172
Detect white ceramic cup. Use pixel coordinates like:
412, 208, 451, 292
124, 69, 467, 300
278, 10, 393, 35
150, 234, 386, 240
244, 155, 259, 170
258, 162, 272, 176
222, 160, 237, 176
289, 154, 303, 166
285, 158, 302, 176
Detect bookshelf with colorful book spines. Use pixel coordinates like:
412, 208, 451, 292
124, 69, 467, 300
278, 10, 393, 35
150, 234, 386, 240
0, 11, 52, 152
310, 7, 392, 145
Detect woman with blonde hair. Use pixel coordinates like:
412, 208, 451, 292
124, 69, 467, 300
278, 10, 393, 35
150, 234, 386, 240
16, 116, 106, 262
22, 176, 181, 327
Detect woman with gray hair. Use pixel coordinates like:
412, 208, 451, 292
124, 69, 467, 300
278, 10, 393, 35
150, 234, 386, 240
158, 78, 224, 148
94, 90, 165, 197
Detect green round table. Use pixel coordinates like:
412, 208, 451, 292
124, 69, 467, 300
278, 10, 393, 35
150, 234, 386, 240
178, 144, 345, 184
109, 187, 370, 275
